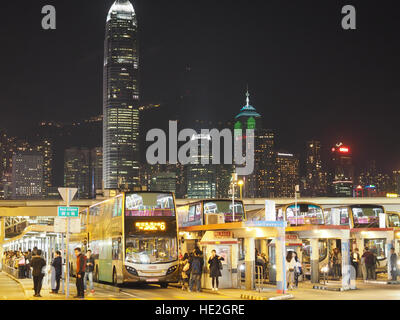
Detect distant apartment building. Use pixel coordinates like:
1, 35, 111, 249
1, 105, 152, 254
12, 152, 44, 199
274, 152, 299, 198
64, 147, 102, 199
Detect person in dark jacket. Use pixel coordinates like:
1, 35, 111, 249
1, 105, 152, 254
84, 250, 95, 294
208, 250, 225, 291
189, 250, 203, 292
51, 251, 62, 294
30, 249, 46, 297
74, 248, 86, 299
390, 248, 398, 281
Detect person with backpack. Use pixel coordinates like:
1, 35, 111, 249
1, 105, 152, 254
189, 250, 203, 292
74, 247, 86, 299
30, 249, 46, 297
208, 250, 225, 291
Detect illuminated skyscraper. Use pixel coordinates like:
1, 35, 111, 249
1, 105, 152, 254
103, 0, 140, 190
274, 152, 299, 198
329, 143, 354, 197
304, 140, 327, 196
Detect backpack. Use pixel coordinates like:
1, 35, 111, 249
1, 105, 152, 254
218, 259, 223, 270
365, 253, 374, 265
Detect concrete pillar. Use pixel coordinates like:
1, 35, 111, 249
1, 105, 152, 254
261, 239, 268, 256
310, 239, 320, 283
275, 228, 286, 293
341, 238, 353, 289
244, 237, 255, 290
0, 218, 4, 270
387, 234, 394, 280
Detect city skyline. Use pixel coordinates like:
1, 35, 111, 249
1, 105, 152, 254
0, 1, 400, 172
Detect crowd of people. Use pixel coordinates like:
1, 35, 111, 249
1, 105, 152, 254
2, 250, 33, 279
178, 247, 225, 292
2, 247, 95, 298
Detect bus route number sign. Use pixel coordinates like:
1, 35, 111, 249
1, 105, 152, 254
135, 221, 166, 232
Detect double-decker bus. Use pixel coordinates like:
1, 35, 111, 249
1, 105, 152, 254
177, 199, 246, 228
70, 191, 179, 287
276, 202, 325, 226
324, 204, 387, 273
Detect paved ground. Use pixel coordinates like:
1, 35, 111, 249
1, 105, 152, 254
3, 271, 400, 300
0, 273, 26, 300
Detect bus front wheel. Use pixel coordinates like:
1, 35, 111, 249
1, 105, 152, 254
160, 283, 168, 288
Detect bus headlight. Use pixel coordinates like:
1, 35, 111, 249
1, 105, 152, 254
125, 266, 138, 276
167, 265, 178, 275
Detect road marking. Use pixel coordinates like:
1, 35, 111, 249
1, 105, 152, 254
121, 291, 139, 298
173, 296, 187, 300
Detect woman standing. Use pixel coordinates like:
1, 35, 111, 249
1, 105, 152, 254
180, 253, 190, 291
293, 252, 302, 288
208, 250, 225, 291
286, 251, 295, 290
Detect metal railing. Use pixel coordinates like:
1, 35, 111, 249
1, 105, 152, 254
3, 265, 19, 278
255, 265, 263, 292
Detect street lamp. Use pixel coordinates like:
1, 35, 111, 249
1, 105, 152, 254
238, 179, 244, 200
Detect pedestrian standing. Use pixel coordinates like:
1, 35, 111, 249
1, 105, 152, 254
362, 247, 374, 280
293, 252, 302, 288
30, 249, 46, 297
188, 250, 203, 292
181, 253, 190, 291
351, 248, 360, 278
50, 251, 62, 294
18, 253, 26, 279
286, 252, 295, 290
84, 250, 95, 294
74, 248, 86, 299
208, 250, 224, 291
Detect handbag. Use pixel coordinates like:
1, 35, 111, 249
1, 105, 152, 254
183, 262, 190, 272
218, 259, 223, 270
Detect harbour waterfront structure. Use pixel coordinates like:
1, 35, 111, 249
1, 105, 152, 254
103, 0, 140, 190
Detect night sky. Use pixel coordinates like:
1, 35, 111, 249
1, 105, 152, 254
1, 0, 400, 172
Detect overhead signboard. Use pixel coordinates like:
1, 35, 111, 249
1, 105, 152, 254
57, 206, 79, 218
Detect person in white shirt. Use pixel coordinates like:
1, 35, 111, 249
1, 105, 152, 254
286, 251, 296, 290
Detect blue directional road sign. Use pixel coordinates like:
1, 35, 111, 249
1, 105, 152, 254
57, 206, 79, 218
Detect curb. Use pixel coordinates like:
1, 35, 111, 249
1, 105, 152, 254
94, 282, 121, 293
312, 285, 343, 291
3, 272, 28, 299
364, 280, 400, 285
240, 293, 294, 301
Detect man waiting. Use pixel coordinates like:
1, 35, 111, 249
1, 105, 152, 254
84, 249, 95, 294
74, 248, 86, 299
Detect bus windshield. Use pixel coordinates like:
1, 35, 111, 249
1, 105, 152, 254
388, 214, 400, 227
203, 200, 245, 222
351, 206, 383, 227
125, 236, 178, 264
125, 193, 175, 217
286, 204, 324, 225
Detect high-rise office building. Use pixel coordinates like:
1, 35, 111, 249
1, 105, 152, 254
64, 148, 91, 199
257, 129, 275, 197
304, 140, 327, 196
11, 152, 44, 199
150, 172, 177, 194
329, 143, 354, 197
91, 147, 103, 196
103, 0, 140, 190
186, 133, 216, 199
234, 90, 262, 198
274, 152, 299, 198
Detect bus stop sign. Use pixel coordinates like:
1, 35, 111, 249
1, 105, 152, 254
57, 206, 79, 218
